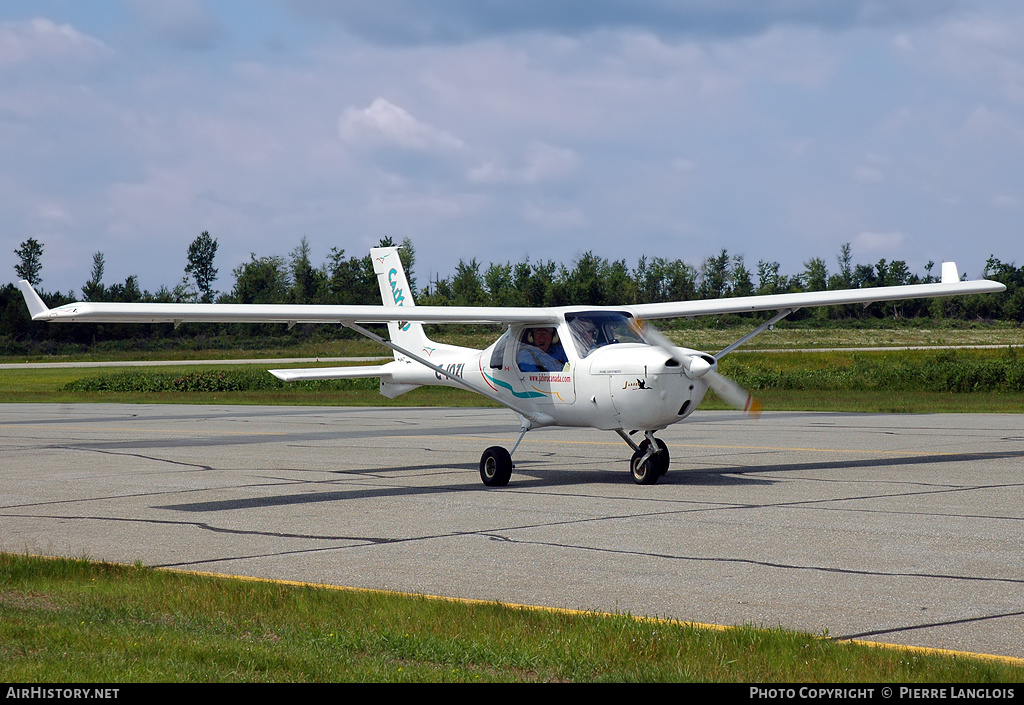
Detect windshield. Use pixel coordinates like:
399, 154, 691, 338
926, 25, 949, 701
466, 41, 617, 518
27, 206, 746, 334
565, 312, 648, 358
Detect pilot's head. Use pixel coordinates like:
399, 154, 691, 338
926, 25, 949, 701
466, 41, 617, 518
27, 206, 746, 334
571, 318, 597, 346
532, 327, 555, 350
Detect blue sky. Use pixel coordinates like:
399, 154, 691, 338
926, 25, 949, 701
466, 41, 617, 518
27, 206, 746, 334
2, 1, 1022, 296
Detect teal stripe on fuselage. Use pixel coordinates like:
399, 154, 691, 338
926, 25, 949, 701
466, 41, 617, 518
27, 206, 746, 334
483, 370, 547, 399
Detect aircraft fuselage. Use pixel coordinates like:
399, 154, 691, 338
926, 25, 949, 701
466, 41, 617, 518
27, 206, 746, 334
379, 310, 710, 432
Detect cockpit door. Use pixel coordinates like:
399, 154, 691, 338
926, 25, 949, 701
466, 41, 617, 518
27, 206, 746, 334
511, 325, 576, 404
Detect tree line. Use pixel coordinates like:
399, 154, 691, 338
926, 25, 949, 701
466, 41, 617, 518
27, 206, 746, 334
2, 233, 1022, 354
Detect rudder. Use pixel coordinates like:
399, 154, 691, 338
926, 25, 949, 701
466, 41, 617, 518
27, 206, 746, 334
370, 246, 429, 354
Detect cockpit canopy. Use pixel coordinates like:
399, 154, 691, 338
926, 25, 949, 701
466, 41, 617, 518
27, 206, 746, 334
565, 311, 647, 358
489, 311, 652, 370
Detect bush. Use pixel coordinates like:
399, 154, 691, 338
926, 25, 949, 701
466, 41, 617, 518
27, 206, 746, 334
62, 369, 379, 393
720, 349, 1024, 393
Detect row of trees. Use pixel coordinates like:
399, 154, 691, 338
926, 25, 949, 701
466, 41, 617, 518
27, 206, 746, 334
413, 244, 1024, 324
415, 245, 938, 309
3, 233, 1022, 352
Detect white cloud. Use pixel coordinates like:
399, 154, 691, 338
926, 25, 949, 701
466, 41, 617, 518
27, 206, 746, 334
3, 2, 1021, 293
32, 202, 75, 228
523, 201, 586, 229
0, 18, 109, 68
671, 157, 696, 172
892, 33, 915, 53
961, 104, 1024, 143
854, 230, 906, 254
292, 1, 957, 45
469, 142, 578, 184
338, 98, 466, 153
127, 0, 226, 50
853, 165, 884, 183
367, 190, 485, 218
934, 15, 1024, 103
852, 153, 890, 183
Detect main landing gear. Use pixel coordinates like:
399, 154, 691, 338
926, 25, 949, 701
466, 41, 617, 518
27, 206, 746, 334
479, 425, 528, 487
480, 446, 513, 486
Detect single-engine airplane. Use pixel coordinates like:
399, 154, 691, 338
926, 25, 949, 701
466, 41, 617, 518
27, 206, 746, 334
18, 248, 1005, 486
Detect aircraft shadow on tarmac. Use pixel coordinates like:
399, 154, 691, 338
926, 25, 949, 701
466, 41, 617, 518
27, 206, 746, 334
154, 448, 1024, 514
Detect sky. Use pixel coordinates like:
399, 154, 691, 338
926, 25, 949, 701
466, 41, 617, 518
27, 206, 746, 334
1, 0, 1022, 297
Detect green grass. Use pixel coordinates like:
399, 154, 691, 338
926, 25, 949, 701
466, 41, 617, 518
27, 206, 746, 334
661, 320, 1024, 352
0, 365, 491, 407
2, 348, 1024, 412
5, 321, 1021, 364
1, 554, 1020, 683
699, 389, 1024, 414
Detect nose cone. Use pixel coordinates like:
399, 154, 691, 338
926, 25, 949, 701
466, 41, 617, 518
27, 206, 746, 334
685, 356, 712, 379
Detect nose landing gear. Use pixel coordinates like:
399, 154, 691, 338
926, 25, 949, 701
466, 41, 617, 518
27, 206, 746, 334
622, 431, 670, 485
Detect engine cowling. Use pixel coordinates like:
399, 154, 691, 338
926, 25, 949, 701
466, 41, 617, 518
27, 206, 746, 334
584, 344, 703, 430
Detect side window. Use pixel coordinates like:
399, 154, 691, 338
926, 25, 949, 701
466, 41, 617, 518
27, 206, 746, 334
516, 326, 568, 372
489, 330, 509, 369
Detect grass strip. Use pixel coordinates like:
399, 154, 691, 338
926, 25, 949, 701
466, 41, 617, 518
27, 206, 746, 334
1, 554, 1021, 683
1, 349, 1023, 412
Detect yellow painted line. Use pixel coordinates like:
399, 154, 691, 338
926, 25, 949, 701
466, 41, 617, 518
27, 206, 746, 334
172, 566, 1024, 669
666, 442, 938, 455
439, 435, 946, 456
1, 423, 943, 455
0, 424, 285, 436
11, 552, 1023, 669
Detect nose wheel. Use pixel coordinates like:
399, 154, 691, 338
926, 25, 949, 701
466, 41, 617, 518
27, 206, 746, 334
626, 433, 670, 485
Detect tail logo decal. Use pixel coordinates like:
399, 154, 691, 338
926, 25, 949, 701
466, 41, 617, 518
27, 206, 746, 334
387, 267, 411, 331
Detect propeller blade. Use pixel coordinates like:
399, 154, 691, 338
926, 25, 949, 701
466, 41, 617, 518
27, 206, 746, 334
635, 318, 711, 378
635, 317, 677, 356
705, 369, 762, 418
635, 317, 760, 416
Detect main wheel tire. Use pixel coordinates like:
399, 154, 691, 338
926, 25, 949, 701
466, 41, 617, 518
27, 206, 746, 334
630, 449, 660, 485
480, 446, 513, 487
639, 438, 670, 477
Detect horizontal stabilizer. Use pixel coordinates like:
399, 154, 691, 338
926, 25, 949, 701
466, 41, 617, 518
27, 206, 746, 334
268, 365, 392, 383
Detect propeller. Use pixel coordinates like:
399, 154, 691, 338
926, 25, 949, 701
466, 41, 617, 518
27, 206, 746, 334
702, 367, 762, 417
635, 318, 762, 418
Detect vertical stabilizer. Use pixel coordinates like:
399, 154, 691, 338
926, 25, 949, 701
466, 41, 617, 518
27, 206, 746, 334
370, 246, 430, 356
17, 281, 50, 320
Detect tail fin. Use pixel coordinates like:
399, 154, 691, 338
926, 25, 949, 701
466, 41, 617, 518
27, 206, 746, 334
370, 246, 431, 356
17, 281, 50, 320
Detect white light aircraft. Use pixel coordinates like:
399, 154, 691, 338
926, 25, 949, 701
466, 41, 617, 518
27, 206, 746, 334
18, 248, 1005, 486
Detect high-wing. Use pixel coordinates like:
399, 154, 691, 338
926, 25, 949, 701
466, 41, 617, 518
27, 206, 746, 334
17, 281, 557, 325
17, 271, 1005, 325
629, 277, 1004, 319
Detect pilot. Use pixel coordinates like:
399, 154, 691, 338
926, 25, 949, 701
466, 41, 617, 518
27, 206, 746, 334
518, 327, 567, 372
570, 317, 599, 356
